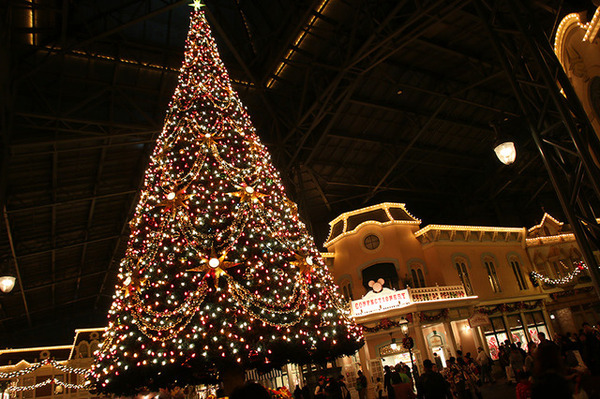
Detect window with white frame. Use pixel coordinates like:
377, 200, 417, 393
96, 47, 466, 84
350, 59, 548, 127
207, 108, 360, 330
484, 258, 501, 293
510, 258, 528, 290
410, 266, 426, 288
455, 258, 473, 295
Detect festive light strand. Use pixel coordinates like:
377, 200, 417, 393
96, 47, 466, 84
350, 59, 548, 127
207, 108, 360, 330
0, 359, 91, 379
530, 261, 588, 286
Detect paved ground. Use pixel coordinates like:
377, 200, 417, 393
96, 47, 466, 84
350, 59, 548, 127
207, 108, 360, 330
480, 381, 516, 399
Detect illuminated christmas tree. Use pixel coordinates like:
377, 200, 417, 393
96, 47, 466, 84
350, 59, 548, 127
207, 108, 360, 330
91, 3, 363, 395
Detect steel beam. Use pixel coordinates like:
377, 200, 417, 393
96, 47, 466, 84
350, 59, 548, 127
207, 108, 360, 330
475, 0, 600, 296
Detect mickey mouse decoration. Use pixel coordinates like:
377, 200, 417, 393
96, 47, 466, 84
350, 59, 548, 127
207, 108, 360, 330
368, 278, 385, 293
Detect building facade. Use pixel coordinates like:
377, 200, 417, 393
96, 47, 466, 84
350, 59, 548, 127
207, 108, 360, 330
323, 202, 599, 390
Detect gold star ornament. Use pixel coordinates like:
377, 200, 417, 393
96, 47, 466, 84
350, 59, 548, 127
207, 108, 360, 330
187, 248, 240, 279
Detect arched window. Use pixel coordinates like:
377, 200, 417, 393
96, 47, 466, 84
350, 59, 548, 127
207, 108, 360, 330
410, 267, 426, 288
455, 258, 473, 295
484, 258, 501, 293
510, 258, 528, 290
340, 282, 353, 301
362, 263, 399, 290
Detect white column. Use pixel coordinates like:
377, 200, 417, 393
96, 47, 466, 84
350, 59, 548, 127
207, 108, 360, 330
443, 321, 459, 356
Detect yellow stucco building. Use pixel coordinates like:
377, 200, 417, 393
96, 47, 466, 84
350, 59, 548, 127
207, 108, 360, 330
323, 202, 599, 386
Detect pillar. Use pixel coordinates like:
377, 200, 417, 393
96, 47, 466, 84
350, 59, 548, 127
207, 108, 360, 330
443, 321, 459, 356
541, 302, 555, 338
501, 313, 513, 344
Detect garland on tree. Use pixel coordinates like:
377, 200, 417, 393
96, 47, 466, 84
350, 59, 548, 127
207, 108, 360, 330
529, 261, 588, 286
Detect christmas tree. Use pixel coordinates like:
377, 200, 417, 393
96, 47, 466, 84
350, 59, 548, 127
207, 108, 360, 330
91, 3, 363, 395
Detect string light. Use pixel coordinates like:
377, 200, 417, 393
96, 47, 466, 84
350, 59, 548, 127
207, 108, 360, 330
530, 261, 588, 286
0, 359, 91, 379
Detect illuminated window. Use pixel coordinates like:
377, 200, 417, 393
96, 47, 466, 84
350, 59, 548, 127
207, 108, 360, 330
410, 267, 426, 288
455, 259, 473, 295
484, 259, 501, 293
511, 258, 528, 290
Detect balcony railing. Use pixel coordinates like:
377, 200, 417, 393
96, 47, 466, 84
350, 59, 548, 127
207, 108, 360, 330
407, 284, 467, 303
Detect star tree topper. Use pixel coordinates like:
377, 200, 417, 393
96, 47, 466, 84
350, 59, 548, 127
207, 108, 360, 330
190, 0, 204, 11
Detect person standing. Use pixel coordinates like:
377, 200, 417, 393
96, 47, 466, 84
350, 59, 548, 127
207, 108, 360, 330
314, 377, 326, 399
433, 353, 443, 372
416, 359, 452, 399
325, 377, 343, 399
375, 377, 383, 399
384, 365, 395, 399
357, 370, 368, 399
338, 375, 350, 399
293, 384, 303, 399
509, 343, 525, 382
476, 347, 493, 384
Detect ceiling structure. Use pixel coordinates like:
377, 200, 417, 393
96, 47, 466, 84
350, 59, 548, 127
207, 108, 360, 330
1, 0, 598, 347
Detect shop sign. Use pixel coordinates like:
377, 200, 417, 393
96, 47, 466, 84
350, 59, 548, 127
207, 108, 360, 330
351, 288, 410, 316
468, 312, 491, 328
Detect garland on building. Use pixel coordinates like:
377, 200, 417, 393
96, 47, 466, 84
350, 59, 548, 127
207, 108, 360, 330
529, 261, 587, 286
476, 300, 543, 315
0, 359, 91, 379
418, 309, 448, 322
360, 315, 413, 333
6, 378, 90, 393
549, 286, 594, 300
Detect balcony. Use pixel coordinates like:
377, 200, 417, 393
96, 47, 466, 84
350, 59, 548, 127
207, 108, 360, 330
408, 284, 467, 303
350, 284, 472, 318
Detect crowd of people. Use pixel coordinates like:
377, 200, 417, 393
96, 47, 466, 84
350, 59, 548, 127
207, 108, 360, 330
228, 322, 600, 399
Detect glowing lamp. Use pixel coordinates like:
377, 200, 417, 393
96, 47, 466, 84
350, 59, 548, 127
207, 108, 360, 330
390, 338, 397, 350
401, 323, 409, 335
490, 119, 518, 165
208, 258, 220, 268
494, 141, 516, 165
0, 276, 16, 293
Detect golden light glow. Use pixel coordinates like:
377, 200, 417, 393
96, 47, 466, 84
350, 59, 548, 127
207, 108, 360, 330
527, 212, 564, 233
324, 202, 421, 247
266, 0, 332, 88
28, 1, 36, 46
415, 224, 524, 237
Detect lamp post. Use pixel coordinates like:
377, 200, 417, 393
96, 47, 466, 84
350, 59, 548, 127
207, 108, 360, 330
399, 318, 418, 380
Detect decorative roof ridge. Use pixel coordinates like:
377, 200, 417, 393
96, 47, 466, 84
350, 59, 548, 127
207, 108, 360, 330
0, 345, 73, 355
415, 224, 524, 237
327, 202, 421, 227
527, 212, 564, 233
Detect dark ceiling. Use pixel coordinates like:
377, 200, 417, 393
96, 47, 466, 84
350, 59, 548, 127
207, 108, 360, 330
1, 0, 597, 347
